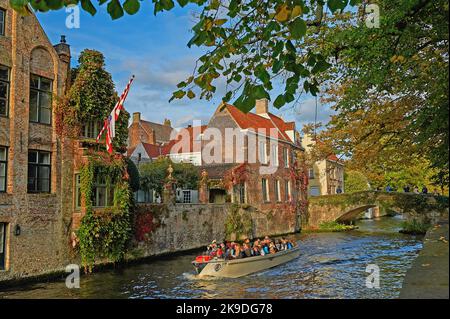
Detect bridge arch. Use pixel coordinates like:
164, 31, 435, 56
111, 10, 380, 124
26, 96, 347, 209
305, 191, 449, 229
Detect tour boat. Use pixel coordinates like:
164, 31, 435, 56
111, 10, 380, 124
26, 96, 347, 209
192, 247, 301, 278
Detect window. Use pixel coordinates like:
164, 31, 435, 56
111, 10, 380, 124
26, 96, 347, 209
27, 150, 51, 193
30, 74, 52, 124
183, 190, 191, 203
92, 175, 114, 207
259, 141, 267, 164
271, 144, 279, 166
0, 65, 9, 117
0, 146, 6, 192
309, 168, 315, 179
135, 189, 153, 203
234, 183, 246, 204
283, 147, 289, 168
75, 174, 82, 208
81, 121, 102, 139
285, 180, 291, 202
274, 180, 281, 202
310, 186, 320, 196
0, 222, 6, 270
262, 178, 269, 202
0, 8, 5, 36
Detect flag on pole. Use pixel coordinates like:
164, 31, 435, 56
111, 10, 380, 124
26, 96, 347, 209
97, 75, 135, 154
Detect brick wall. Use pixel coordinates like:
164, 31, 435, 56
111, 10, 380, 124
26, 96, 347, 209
0, 1, 72, 282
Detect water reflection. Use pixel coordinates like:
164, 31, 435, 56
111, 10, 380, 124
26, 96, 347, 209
0, 216, 422, 299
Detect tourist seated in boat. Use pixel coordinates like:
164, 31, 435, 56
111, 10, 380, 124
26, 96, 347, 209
269, 242, 279, 254
231, 243, 242, 259
251, 245, 261, 256
242, 243, 252, 258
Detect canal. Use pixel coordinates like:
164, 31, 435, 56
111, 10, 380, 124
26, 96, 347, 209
0, 215, 423, 299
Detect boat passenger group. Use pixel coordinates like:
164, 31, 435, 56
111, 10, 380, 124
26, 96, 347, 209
205, 236, 296, 260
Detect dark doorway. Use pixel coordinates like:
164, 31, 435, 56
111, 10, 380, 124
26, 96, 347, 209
209, 189, 227, 204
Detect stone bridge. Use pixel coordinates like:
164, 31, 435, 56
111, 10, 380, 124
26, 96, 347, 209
304, 191, 449, 229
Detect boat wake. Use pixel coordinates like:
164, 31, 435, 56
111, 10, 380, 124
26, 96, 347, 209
182, 272, 222, 281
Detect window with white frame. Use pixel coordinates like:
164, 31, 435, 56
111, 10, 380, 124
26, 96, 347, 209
0, 65, 10, 117
285, 180, 291, 202
135, 189, 153, 203
30, 74, 52, 124
309, 168, 315, 179
82, 121, 103, 139
92, 175, 114, 207
274, 180, 281, 202
283, 147, 289, 168
271, 144, 279, 166
259, 141, 267, 164
0, 146, 6, 192
262, 178, 269, 202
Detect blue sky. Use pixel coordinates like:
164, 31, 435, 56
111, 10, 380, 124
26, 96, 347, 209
36, 3, 334, 130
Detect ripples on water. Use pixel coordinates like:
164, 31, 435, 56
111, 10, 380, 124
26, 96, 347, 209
0, 216, 423, 299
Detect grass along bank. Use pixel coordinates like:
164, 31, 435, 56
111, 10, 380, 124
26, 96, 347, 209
303, 221, 358, 233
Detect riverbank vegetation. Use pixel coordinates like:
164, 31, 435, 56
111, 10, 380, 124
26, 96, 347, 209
304, 221, 357, 233
400, 219, 431, 235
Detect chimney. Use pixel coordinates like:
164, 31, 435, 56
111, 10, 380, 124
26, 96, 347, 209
255, 98, 269, 115
133, 112, 141, 123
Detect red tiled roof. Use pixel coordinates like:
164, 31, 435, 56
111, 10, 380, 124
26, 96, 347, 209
223, 104, 294, 143
142, 143, 164, 158
161, 125, 207, 155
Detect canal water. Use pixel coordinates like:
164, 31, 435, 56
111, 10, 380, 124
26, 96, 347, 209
0, 215, 423, 299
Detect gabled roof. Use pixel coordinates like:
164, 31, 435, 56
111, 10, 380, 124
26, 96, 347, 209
162, 125, 207, 155
128, 142, 163, 159
139, 120, 173, 144
221, 104, 295, 143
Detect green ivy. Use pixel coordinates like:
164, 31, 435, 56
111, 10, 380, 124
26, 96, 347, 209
76, 156, 133, 272
225, 204, 253, 240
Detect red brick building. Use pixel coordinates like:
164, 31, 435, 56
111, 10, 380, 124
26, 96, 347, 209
128, 99, 306, 231
0, 1, 72, 280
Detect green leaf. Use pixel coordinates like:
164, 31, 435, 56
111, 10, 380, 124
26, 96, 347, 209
288, 18, 307, 40
46, 0, 65, 10
255, 65, 270, 86
312, 58, 331, 74
169, 89, 186, 102
123, 0, 140, 15
80, 0, 97, 16
107, 0, 124, 19
327, 0, 348, 13
187, 90, 196, 99
160, 0, 175, 10
273, 94, 286, 109
177, 0, 189, 7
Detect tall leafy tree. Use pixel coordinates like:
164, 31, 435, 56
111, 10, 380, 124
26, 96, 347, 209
14, 0, 448, 178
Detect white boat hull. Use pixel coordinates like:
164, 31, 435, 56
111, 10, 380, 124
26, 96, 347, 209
194, 247, 300, 278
